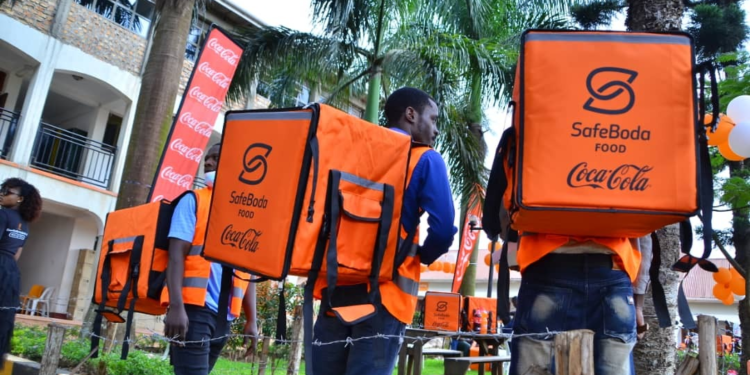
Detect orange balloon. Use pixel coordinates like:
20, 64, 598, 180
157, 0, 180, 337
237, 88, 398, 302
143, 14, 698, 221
428, 261, 441, 271
722, 293, 735, 306
495, 264, 500, 272
484, 253, 492, 266
707, 116, 735, 146
730, 275, 746, 296
488, 242, 501, 252
730, 267, 741, 278
719, 141, 746, 161
450, 263, 456, 273
714, 283, 732, 300
703, 114, 714, 125
713, 267, 732, 284
420, 264, 427, 273
442, 262, 452, 273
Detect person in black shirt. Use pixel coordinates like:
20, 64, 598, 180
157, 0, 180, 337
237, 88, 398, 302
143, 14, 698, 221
0, 178, 41, 369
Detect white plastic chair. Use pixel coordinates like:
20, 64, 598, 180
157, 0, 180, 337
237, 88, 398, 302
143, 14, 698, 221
27, 287, 55, 317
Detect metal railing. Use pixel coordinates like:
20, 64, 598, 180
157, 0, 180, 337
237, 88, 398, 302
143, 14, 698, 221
30, 122, 117, 189
0, 107, 20, 159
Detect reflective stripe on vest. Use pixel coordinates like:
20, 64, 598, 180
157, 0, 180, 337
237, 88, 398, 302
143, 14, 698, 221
161, 188, 250, 317
381, 146, 431, 324
516, 233, 641, 281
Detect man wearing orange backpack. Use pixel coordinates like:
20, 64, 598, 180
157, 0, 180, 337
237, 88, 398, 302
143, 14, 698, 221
311, 87, 457, 375
509, 234, 642, 375
163, 143, 258, 375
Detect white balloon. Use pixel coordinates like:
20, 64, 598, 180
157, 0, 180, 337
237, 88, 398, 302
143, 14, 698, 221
727, 95, 750, 124
728, 121, 750, 158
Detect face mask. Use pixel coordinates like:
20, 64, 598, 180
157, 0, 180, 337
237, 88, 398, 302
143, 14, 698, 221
204, 171, 216, 188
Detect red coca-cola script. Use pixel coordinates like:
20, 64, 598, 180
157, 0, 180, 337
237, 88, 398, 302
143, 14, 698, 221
149, 27, 242, 202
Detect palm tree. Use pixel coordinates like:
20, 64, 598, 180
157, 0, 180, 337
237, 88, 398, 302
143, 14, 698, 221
231, 1, 569, 298
115, 0, 196, 209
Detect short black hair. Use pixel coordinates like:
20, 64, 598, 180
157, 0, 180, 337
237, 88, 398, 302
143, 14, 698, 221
384, 87, 436, 125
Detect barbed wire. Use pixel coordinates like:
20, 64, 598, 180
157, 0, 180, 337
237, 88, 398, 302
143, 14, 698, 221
81, 328, 555, 348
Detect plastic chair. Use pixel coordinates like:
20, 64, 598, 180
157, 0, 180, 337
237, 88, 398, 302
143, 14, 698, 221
19, 284, 44, 314
27, 287, 55, 317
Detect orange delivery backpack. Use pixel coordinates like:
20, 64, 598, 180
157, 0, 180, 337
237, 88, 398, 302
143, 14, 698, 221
202, 103, 412, 374
482, 30, 720, 330
422, 292, 462, 332
90, 196, 181, 359
90, 191, 203, 359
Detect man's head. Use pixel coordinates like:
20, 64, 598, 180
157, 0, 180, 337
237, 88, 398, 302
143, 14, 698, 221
204, 143, 220, 173
384, 87, 439, 146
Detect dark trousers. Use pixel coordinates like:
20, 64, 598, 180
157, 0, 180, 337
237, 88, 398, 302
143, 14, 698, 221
170, 305, 230, 375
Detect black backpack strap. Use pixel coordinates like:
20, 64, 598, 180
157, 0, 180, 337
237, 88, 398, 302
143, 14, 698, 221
483, 126, 515, 241
120, 235, 144, 359
91, 239, 115, 358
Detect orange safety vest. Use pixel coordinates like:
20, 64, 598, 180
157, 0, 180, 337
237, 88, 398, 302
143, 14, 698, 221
380, 146, 431, 324
516, 233, 641, 282
161, 188, 250, 316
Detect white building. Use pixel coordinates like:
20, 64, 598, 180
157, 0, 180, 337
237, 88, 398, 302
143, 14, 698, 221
0, 0, 266, 328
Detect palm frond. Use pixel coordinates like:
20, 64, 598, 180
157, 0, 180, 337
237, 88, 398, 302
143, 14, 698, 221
228, 26, 363, 105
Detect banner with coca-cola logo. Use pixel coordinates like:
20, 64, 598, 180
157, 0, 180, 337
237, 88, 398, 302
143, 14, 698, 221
148, 26, 242, 203
451, 202, 482, 293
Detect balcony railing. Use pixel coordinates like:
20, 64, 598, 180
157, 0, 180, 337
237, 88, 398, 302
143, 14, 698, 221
0, 108, 19, 159
30, 122, 117, 189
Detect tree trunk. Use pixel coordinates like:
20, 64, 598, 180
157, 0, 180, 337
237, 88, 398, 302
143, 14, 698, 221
626, 2, 683, 374
116, 0, 196, 209
626, 0, 684, 32
633, 224, 681, 375
730, 160, 750, 375
82, 0, 196, 347
458, 70, 486, 297
364, 69, 382, 124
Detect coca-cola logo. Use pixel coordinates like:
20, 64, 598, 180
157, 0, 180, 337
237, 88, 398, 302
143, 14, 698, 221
160, 166, 194, 190
189, 86, 223, 113
207, 38, 239, 66
179, 112, 213, 137
239, 143, 273, 186
170, 139, 204, 163
198, 62, 231, 89
583, 67, 638, 115
152, 195, 164, 203
221, 224, 262, 252
566, 162, 652, 191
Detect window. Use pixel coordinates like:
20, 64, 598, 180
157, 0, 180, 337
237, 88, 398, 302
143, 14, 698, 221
75, 0, 155, 38
185, 20, 208, 62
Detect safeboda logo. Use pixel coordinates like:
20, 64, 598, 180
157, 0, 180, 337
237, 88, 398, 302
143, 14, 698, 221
583, 67, 638, 115
436, 301, 448, 312
239, 143, 273, 185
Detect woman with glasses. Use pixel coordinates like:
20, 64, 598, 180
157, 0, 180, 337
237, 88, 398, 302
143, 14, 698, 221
0, 178, 41, 369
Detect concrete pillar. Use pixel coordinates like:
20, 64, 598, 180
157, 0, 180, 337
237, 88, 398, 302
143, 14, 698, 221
108, 102, 134, 192
2, 72, 23, 111
10, 39, 60, 166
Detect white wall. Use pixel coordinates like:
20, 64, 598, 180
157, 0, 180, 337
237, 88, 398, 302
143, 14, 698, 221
17, 212, 74, 312
55, 217, 99, 314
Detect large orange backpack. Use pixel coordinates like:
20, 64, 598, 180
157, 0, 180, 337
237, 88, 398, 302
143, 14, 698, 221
483, 30, 718, 328
90, 197, 176, 359
202, 104, 412, 373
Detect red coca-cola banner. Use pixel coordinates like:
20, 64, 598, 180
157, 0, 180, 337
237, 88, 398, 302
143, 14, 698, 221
452, 201, 482, 293
148, 26, 242, 202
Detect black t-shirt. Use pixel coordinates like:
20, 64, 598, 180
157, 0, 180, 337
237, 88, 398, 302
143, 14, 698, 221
0, 209, 29, 257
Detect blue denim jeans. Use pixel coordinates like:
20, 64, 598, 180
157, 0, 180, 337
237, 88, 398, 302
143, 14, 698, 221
170, 305, 230, 375
510, 253, 636, 375
312, 308, 406, 375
